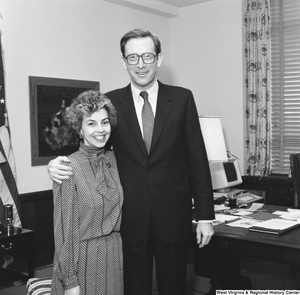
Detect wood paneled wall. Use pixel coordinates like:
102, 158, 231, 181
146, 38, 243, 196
19, 190, 54, 267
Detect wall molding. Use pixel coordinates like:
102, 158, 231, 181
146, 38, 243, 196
103, 0, 179, 18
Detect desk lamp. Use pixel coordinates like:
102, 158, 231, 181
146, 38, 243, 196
199, 116, 228, 163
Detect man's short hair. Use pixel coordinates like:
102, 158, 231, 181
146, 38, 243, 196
120, 28, 161, 56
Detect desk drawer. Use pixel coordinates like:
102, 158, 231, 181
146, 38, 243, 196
213, 238, 282, 261
212, 238, 300, 265
0, 233, 33, 255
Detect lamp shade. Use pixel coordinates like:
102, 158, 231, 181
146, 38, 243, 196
199, 116, 228, 162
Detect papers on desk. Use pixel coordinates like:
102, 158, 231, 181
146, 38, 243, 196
226, 218, 259, 229
213, 204, 263, 226
272, 208, 300, 221
212, 200, 300, 234
225, 215, 300, 233
213, 206, 300, 234
247, 203, 264, 212
248, 218, 300, 235
213, 204, 256, 225
236, 192, 264, 204
213, 190, 264, 206
213, 213, 240, 225
214, 204, 229, 212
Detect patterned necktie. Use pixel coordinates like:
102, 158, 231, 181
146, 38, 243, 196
140, 91, 154, 153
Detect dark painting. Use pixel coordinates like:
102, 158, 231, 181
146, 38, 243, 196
29, 76, 100, 166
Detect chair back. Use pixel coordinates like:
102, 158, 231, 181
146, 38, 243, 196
290, 153, 300, 208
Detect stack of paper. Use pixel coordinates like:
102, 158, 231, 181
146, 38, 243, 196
213, 214, 240, 225
248, 218, 300, 235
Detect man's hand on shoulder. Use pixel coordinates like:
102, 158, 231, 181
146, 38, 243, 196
47, 156, 73, 184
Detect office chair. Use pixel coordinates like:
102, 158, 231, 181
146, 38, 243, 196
290, 153, 300, 208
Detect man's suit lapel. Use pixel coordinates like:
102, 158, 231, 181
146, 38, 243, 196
115, 82, 173, 156
151, 82, 173, 152
115, 85, 148, 156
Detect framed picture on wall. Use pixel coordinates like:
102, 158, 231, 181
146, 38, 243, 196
29, 76, 100, 166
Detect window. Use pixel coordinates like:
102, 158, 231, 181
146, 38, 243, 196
271, 0, 300, 174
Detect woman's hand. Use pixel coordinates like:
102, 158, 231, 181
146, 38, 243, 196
65, 286, 80, 295
47, 156, 73, 184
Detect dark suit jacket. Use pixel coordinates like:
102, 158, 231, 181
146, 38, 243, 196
106, 81, 215, 245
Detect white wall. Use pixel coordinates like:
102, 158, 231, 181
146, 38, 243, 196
169, 0, 245, 169
0, 0, 170, 193
0, 0, 244, 194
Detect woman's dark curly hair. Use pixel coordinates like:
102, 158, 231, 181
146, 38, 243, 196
64, 90, 117, 134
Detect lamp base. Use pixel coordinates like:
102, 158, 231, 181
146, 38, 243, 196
216, 188, 231, 193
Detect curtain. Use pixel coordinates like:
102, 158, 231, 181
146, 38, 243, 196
270, 0, 300, 174
244, 0, 271, 176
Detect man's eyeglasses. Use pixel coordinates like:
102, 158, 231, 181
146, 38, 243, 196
124, 53, 157, 65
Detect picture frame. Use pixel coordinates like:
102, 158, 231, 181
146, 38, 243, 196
29, 76, 100, 166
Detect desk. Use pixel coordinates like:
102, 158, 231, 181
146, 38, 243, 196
194, 205, 300, 289
0, 225, 35, 282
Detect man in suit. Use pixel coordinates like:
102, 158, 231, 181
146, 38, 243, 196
48, 28, 215, 295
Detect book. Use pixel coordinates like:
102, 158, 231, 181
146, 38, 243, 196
248, 218, 300, 235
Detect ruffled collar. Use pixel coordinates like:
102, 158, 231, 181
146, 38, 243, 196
78, 142, 111, 173
79, 142, 106, 159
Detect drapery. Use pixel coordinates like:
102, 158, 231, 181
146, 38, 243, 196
244, 0, 271, 176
